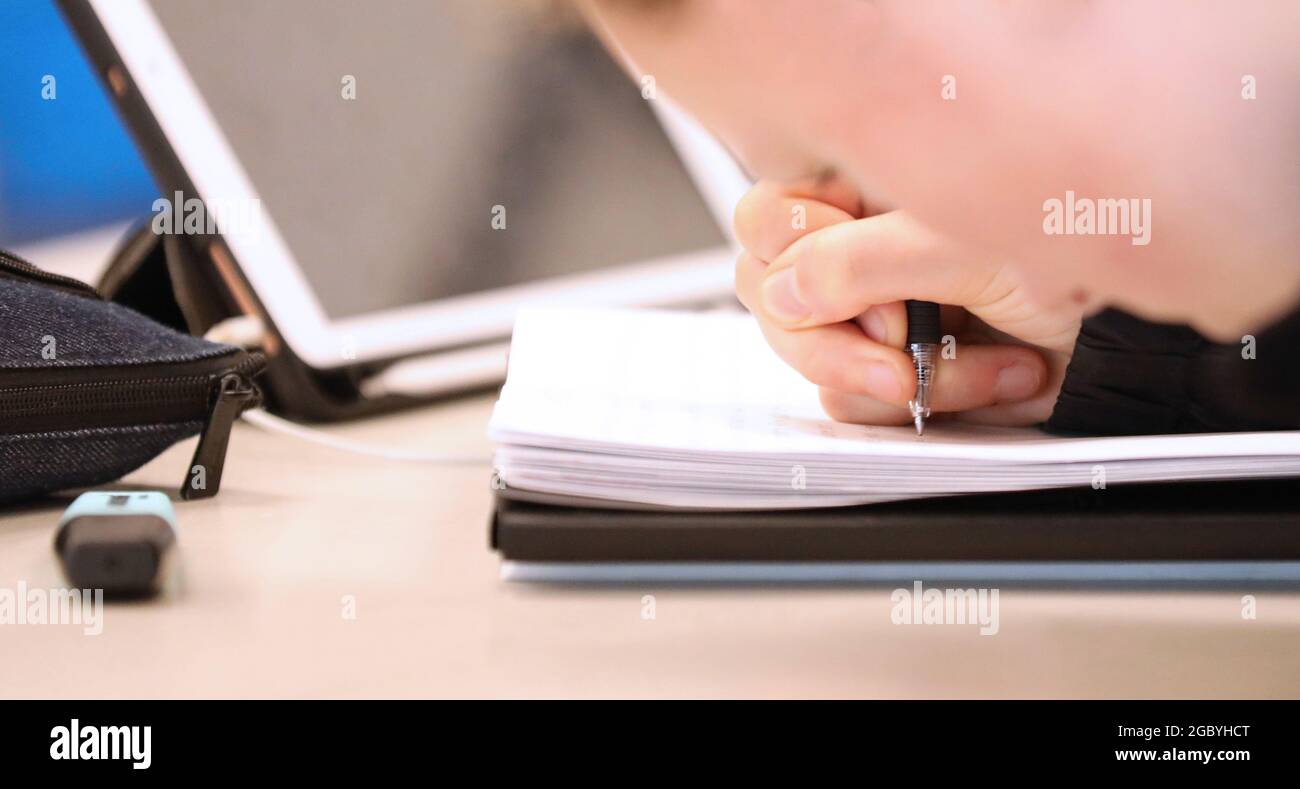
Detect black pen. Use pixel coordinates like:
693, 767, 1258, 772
905, 300, 941, 435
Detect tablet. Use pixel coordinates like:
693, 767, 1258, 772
63, 0, 748, 369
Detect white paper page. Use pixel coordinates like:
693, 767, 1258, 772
490, 308, 1300, 463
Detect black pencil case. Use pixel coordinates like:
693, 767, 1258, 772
0, 248, 265, 505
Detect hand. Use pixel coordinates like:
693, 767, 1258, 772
733, 178, 1082, 427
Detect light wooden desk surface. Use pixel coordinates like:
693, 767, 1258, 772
2, 393, 1298, 699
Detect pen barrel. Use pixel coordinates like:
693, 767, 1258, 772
905, 300, 942, 346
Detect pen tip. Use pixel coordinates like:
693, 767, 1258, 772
914, 416, 924, 436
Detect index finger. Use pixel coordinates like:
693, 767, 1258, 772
760, 211, 1000, 329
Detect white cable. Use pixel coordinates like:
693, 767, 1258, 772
240, 409, 493, 465
203, 315, 267, 347
202, 317, 492, 465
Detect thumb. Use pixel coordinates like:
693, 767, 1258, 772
759, 211, 996, 330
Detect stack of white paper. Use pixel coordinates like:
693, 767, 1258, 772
488, 308, 1300, 510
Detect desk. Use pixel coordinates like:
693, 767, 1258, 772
2, 394, 1298, 698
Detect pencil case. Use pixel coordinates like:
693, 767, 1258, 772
0, 248, 265, 505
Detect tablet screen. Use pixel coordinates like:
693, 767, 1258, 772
146, 0, 726, 319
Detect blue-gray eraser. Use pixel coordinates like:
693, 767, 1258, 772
55, 491, 177, 596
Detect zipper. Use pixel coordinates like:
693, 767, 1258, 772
0, 248, 102, 300
0, 247, 265, 499
0, 352, 265, 500
182, 370, 260, 500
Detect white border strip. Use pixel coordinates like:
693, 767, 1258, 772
501, 561, 1300, 585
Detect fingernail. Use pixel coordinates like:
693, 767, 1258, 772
762, 269, 809, 323
862, 361, 902, 402
859, 307, 888, 344
995, 362, 1042, 401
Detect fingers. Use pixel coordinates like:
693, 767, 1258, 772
959, 348, 1072, 426
926, 343, 1046, 411
734, 192, 1049, 427
755, 317, 917, 405
771, 173, 866, 218
733, 176, 864, 263
768, 324, 1044, 412
817, 344, 1047, 426
819, 388, 913, 426
852, 301, 907, 348
740, 253, 1047, 410
759, 211, 997, 329
738, 252, 915, 404
735, 193, 856, 264
739, 249, 1048, 426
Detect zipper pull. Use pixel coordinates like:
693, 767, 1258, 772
181, 373, 258, 500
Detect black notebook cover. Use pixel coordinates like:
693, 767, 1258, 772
491, 479, 1300, 563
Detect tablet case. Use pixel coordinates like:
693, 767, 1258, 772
490, 479, 1300, 562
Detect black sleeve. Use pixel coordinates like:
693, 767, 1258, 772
1043, 305, 1300, 436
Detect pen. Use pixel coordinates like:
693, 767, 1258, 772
905, 299, 941, 435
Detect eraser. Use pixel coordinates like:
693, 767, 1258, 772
54, 491, 177, 597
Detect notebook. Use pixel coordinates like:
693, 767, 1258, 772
487, 308, 1300, 511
